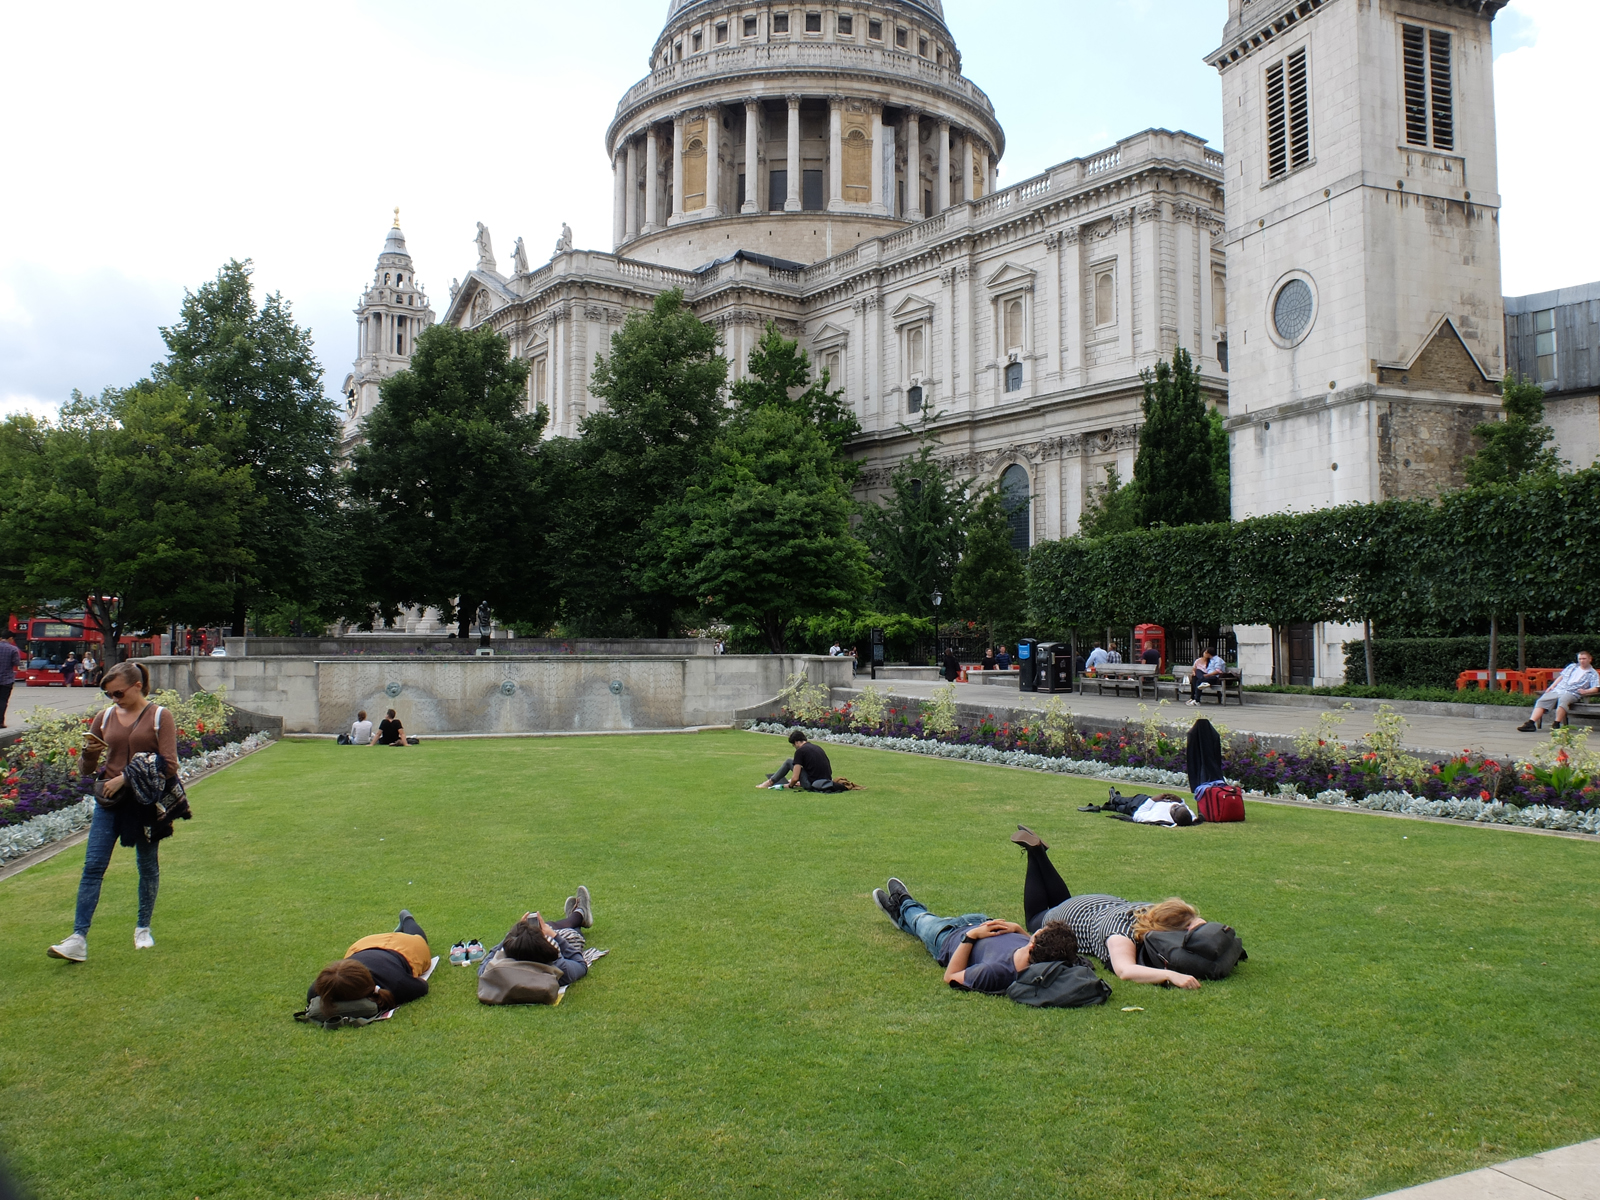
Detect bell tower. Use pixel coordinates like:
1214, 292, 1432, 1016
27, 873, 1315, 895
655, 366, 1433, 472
342, 210, 435, 453
1208, 0, 1509, 518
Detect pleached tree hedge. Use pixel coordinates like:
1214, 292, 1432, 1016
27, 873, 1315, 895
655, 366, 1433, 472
1027, 465, 1600, 647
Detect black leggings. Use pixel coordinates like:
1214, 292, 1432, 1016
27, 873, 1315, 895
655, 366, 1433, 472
398, 912, 427, 940
1023, 845, 1072, 933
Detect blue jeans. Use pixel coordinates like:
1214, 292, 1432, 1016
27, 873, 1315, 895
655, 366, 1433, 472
73, 804, 159, 935
894, 901, 991, 967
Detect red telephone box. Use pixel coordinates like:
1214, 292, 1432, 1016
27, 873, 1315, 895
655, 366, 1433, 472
1133, 624, 1166, 673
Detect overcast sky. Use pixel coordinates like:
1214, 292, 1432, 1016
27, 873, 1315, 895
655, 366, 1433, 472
0, 0, 1569, 419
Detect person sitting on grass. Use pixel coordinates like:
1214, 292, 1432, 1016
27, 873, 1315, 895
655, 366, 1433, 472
348, 710, 373, 746
308, 909, 434, 1015
1186, 647, 1227, 705
872, 878, 1083, 995
758, 729, 834, 791
1518, 651, 1598, 732
1005, 825, 1213, 988
478, 887, 594, 989
375, 709, 409, 747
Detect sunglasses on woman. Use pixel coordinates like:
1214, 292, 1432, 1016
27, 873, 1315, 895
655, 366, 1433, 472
103, 687, 130, 701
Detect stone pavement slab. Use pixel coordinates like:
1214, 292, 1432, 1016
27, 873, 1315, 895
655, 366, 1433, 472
1, 682, 103, 742
1365, 1137, 1600, 1199
846, 677, 1562, 762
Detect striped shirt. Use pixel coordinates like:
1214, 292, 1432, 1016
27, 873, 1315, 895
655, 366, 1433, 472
1043, 894, 1144, 965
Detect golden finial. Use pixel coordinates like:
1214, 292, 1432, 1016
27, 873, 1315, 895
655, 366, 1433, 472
393, 206, 401, 228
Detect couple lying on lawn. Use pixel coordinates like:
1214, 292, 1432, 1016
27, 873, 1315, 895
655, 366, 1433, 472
307, 887, 594, 1017
875, 827, 1227, 993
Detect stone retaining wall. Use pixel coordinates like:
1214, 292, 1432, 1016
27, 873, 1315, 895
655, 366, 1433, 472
144, 655, 851, 736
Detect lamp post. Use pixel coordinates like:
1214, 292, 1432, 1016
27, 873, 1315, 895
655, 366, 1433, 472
931, 589, 942, 667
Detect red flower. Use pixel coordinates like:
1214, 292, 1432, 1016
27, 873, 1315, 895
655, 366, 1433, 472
67, 747, 77, 756
1480, 791, 1491, 801
197, 721, 206, 733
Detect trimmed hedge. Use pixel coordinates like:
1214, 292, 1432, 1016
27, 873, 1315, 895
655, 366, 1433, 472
1342, 636, 1600, 690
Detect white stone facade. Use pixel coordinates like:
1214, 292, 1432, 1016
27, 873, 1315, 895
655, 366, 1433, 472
341, 215, 436, 455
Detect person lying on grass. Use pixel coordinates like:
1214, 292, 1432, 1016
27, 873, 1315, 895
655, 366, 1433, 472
757, 728, 834, 791
309, 909, 433, 1015
1007, 826, 1213, 989
479, 887, 594, 988
871, 879, 1084, 995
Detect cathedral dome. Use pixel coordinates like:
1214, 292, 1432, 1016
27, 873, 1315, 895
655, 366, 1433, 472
610, 0, 1002, 268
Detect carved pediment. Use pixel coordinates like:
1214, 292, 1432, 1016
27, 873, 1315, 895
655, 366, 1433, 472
984, 261, 1036, 294
811, 321, 851, 349
890, 291, 936, 327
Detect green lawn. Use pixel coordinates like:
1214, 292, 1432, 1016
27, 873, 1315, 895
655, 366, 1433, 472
2, 731, 1597, 1200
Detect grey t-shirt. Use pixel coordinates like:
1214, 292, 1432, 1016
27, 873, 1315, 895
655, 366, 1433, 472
947, 930, 1030, 994
1046, 894, 1143, 966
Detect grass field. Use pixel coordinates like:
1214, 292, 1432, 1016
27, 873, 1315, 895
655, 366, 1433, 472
2, 730, 1597, 1200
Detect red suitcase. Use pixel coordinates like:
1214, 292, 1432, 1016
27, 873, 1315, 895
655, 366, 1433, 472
1197, 783, 1245, 822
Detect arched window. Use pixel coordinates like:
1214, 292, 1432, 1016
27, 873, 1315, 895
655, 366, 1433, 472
1000, 464, 1030, 551
1003, 297, 1023, 349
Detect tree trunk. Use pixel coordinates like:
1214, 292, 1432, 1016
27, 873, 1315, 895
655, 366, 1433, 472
1363, 618, 1375, 686
1270, 623, 1281, 686
1517, 613, 1526, 672
231, 594, 247, 638
1487, 614, 1499, 693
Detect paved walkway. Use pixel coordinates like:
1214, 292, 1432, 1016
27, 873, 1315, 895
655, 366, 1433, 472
1, 682, 103, 741
1365, 1137, 1600, 1199
846, 677, 1561, 761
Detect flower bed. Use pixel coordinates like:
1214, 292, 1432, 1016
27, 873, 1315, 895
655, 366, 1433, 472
754, 678, 1600, 831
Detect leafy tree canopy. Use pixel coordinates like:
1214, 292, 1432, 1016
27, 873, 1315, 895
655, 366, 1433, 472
348, 322, 548, 635
1464, 377, 1562, 487
1132, 347, 1228, 527
151, 259, 343, 629
731, 322, 861, 477
951, 487, 1027, 645
858, 438, 971, 616
1078, 465, 1141, 539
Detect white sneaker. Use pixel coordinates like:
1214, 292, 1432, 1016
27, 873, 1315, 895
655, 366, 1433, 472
134, 927, 155, 950
48, 933, 87, 962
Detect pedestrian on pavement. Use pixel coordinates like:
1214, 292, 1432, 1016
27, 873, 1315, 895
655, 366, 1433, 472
0, 631, 21, 728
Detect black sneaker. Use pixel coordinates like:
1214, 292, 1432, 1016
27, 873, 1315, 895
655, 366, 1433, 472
886, 877, 910, 906
872, 888, 898, 921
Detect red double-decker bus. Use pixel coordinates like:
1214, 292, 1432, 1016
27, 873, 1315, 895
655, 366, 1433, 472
6, 614, 162, 687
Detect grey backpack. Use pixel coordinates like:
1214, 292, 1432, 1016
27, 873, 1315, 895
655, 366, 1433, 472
294, 995, 383, 1029
1006, 958, 1112, 1008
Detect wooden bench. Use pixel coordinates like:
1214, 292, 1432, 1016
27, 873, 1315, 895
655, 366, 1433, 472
1171, 666, 1243, 706
1568, 699, 1600, 724
1078, 662, 1157, 700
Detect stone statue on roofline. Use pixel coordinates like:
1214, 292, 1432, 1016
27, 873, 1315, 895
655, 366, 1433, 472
552, 222, 573, 257
449, 277, 461, 301
512, 237, 529, 275
475, 222, 496, 272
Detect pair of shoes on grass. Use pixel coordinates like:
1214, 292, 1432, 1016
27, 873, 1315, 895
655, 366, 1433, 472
872, 876, 912, 921
449, 940, 486, 966
48, 927, 155, 961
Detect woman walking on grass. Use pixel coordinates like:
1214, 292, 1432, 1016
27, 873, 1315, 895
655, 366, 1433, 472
48, 661, 177, 962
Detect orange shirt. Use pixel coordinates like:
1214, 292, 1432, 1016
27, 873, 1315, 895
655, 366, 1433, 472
345, 933, 430, 978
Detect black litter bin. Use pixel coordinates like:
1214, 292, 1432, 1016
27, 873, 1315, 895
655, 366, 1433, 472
1035, 642, 1074, 693
1016, 638, 1039, 691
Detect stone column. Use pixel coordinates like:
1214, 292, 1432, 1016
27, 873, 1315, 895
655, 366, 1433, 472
785, 95, 802, 212
961, 134, 974, 203
612, 151, 626, 248
644, 127, 660, 233
828, 97, 843, 209
705, 105, 720, 215
743, 100, 760, 213
624, 137, 639, 239
869, 104, 884, 213
905, 110, 922, 219
937, 120, 951, 211
672, 113, 685, 221
986, 152, 997, 196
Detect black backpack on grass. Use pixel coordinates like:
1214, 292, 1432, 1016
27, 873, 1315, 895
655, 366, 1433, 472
1006, 958, 1112, 1008
1137, 922, 1247, 980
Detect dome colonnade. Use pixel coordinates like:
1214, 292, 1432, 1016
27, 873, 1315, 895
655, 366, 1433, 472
607, 0, 1004, 269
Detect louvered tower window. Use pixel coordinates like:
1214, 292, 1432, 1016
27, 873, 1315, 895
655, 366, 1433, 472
1403, 25, 1454, 150
1265, 48, 1312, 179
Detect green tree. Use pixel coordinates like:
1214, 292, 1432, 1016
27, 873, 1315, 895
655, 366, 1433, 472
951, 487, 1027, 647
1208, 405, 1232, 509
1132, 347, 1228, 527
151, 260, 343, 632
858, 439, 971, 616
347, 323, 548, 635
673, 404, 872, 652
1077, 465, 1140, 538
0, 386, 255, 650
549, 289, 728, 636
732, 322, 861, 477
1464, 377, 1561, 486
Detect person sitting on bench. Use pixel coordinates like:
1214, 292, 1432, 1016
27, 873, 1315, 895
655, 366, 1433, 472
1519, 651, 1598, 732
1004, 826, 1213, 989
307, 909, 433, 1014
1186, 647, 1226, 705
758, 729, 834, 791
871, 878, 1083, 995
